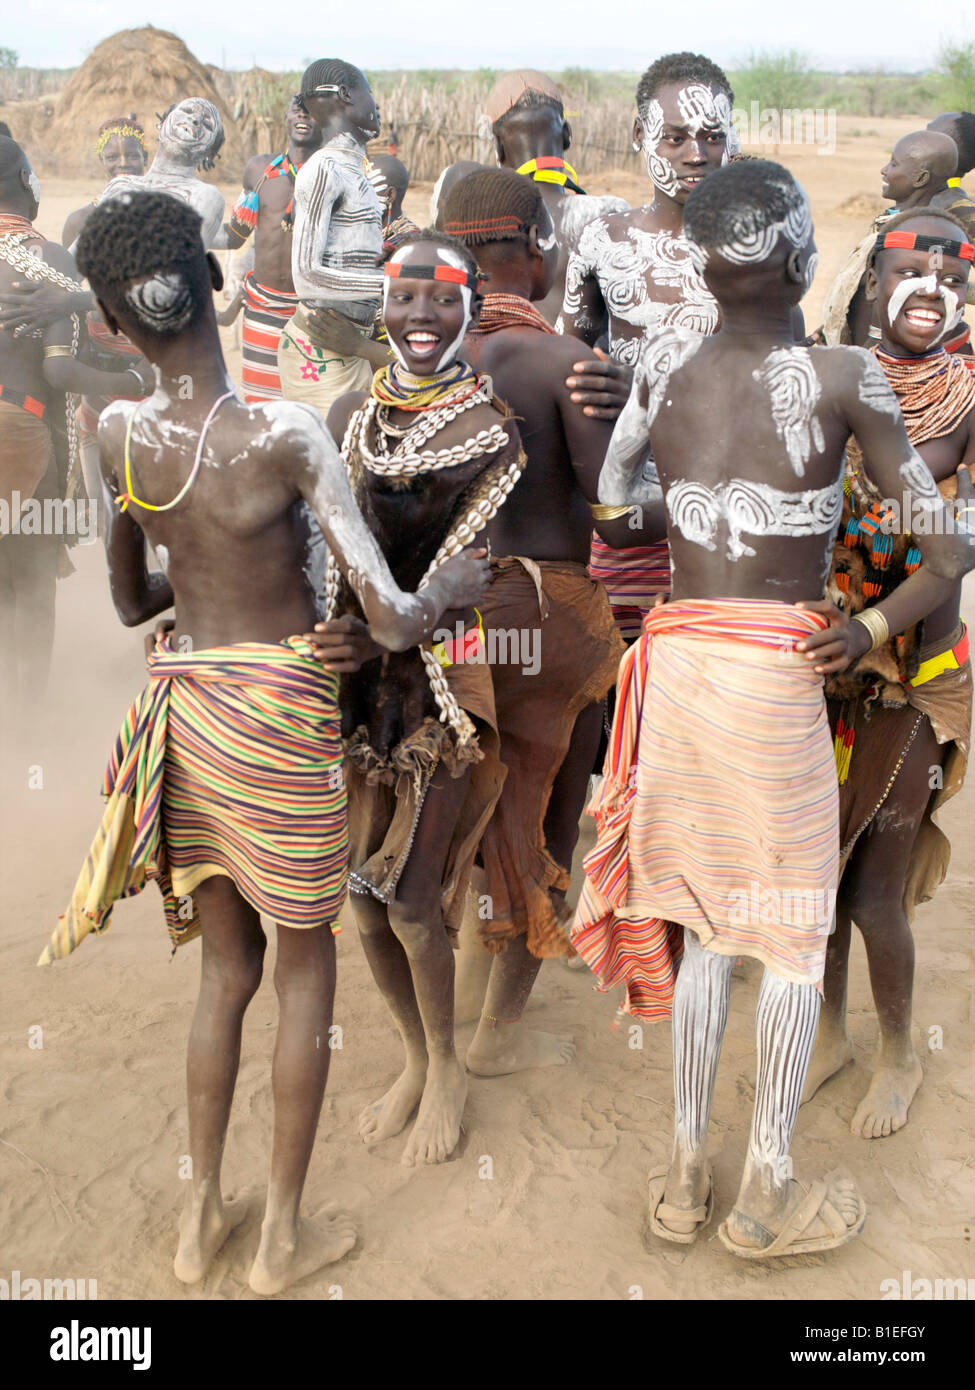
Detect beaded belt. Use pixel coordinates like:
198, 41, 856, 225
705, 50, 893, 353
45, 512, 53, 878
0, 383, 45, 419
903, 624, 969, 689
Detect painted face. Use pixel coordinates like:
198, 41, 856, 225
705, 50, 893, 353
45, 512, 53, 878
382, 242, 475, 374
101, 134, 147, 179
880, 140, 922, 204
159, 98, 222, 163
286, 98, 321, 150
634, 79, 730, 203
873, 236, 970, 353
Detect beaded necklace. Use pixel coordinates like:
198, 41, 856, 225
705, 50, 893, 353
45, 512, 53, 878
873, 345, 975, 446
371, 359, 479, 412
467, 292, 557, 338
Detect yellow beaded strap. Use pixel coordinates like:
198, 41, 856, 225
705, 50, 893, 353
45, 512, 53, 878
516, 156, 583, 191
118, 390, 235, 513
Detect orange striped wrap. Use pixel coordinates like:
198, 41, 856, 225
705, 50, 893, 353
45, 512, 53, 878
571, 599, 840, 1019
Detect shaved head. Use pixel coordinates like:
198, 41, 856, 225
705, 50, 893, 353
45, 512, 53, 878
894, 130, 958, 183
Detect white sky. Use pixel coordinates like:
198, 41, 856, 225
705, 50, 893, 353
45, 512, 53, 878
4, 1, 974, 72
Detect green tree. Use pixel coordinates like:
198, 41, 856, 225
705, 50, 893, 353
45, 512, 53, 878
731, 49, 812, 112
0, 47, 18, 69
938, 40, 975, 111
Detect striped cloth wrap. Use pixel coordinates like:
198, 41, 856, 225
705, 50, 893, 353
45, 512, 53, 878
241, 271, 299, 402
589, 534, 672, 644
571, 599, 840, 1020
40, 637, 347, 964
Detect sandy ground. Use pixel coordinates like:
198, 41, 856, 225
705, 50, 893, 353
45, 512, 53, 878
1, 117, 973, 1301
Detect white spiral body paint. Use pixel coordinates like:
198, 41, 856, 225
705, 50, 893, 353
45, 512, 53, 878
752, 346, 825, 477
381, 244, 473, 373
666, 475, 844, 560
27, 169, 41, 203
640, 85, 731, 192
563, 216, 717, 365
598, 325, 703, 504
639, 98, 680, 197
856, 352, 901, 419
899, 451, 942, 511
124, 271, 195, 334
715, 186, 812, 266
886, 273, 963, 344
802, 250, 819, 294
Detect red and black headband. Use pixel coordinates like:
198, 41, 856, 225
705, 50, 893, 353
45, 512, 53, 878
874, 229, 975, 262
384, 261, 483, 293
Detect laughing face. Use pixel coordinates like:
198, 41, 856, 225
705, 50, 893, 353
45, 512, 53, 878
382, 241, 478, 374
633, 80, 730, 203
285, 98, 321, 151
870, 218, 970, 354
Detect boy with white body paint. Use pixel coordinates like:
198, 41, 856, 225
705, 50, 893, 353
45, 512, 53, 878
571, 160, 975, 1259
280, 59, 386, 417
101, 99, 226, 249
43, 193, 490, 1294
806, 208, 975, 1140
561, 52, 734, 644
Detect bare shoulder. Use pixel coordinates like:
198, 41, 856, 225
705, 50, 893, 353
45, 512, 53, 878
256, 398, 334, 460
327, 389, 369, 448
242, 153, 271, 185
97, 398, 135, 470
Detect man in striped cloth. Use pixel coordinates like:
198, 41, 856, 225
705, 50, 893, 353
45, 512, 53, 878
40, 191, 490, 1294
218, 99, 323, 402
572, 160, 975, 1258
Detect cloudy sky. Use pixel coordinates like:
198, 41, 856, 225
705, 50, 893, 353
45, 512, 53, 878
5, 0, 973, 72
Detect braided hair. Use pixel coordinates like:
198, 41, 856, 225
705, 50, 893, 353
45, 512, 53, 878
300, 59, 367, 97
441, 168, 544, 247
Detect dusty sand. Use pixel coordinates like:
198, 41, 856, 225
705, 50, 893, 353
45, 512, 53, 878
1, 117, 973, 1301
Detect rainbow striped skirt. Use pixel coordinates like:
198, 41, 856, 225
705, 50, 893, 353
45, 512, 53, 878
571, 599, 840, 1019
40, 637, 347, 963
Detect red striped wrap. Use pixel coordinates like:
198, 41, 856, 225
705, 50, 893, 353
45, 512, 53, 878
571, 599, 840, 1019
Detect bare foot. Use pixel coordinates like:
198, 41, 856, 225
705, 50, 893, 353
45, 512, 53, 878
401, 1057, 467, 1166
801, 1027, 854, 1104
358, 1063, 425, 1145
851, 1052, 922, 1139
248, 1203, 356, 1296
466, 1023, 575, 1077
173, 1193, 246, 1285
727, 1173, 863, 1254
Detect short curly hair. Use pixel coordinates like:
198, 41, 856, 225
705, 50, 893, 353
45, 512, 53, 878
636, 52, 734, 116
683, 158, 804, 253
868, 206, 971, 269
76, 190, 210, 338
943, 112, 975, 177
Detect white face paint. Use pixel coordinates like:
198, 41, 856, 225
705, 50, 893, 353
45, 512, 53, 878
381, 244, 473, 374
639, 99, 680, 197
751, 347, 825, 477
124, 271, 194, 334
886, 272, 963, 344
27, 169, 41, 204
802, 250, 819, 294
158, 97, 222, 165
666, 476, 844, 561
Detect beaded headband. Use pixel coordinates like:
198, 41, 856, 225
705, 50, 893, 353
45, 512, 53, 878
516, 156, 586, 196
95, 124, 146, 158
874, 229, 975, 262
385, 261, 482, 293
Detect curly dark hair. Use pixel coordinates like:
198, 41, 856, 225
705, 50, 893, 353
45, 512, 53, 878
76, 190, 211, 338
683, 158, 803, 251
636, 52, 734, 115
